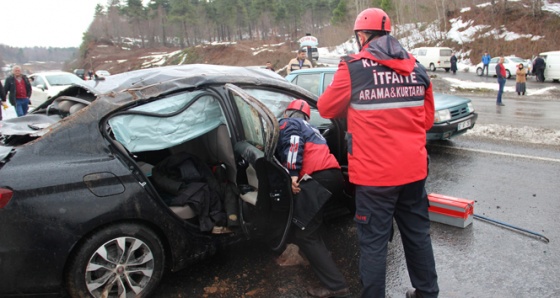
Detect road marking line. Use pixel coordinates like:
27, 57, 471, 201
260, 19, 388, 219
431, 144, 560, 163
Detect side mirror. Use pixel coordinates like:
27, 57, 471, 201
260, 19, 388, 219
36, 84, 47, 91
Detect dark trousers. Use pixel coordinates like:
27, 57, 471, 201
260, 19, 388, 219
536, 69, 545, 82
354, 179, 439, 298
483, 64, 489, 76
292, 169, 348, 291
497, 77, 506, 104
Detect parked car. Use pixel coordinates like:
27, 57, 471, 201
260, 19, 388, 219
95, 69, 111, 77
0, 64, 353, 297
73, 68, 86, 79
29, 71, 86, 107
476, 56, 532, 78
410, 47, 453, 72
285, 67, 478, 141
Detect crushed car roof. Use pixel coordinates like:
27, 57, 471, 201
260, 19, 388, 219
0, 64, 316, 142
84, 64, 314, 103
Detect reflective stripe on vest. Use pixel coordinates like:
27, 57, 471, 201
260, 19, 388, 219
344, 56, 430, 111
351, 99, 424, 110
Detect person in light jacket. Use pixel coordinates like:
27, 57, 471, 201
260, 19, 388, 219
515, 63, 527, 96
482, 52, 491, 76
286, 49, 313, 75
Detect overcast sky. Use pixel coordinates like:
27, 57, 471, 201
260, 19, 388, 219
1, 0, 103, 48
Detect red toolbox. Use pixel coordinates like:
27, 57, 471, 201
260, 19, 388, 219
428, 193, 474, 228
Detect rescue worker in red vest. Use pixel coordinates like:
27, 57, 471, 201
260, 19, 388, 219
276, 99, 350, 298
317, 8, 439, 298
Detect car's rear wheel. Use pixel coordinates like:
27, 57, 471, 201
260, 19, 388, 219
476, 67, 483, 76
506, 70, 511, 79
429, 63, 436, 71
65, 223, 165, 298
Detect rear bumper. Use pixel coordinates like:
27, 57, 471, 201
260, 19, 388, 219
427, 112, 478, 141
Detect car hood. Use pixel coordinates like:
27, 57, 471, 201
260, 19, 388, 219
1, 84, 98, 139
433, 93, 471, 110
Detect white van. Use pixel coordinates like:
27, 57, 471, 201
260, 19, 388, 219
539, 51, 560, 82
411, 47, 453, 72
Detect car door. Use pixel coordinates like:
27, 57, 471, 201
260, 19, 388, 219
489, 57, 500, 76
224, 83, 293, 252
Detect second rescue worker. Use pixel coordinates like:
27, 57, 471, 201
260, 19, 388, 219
317, 8, 439, 298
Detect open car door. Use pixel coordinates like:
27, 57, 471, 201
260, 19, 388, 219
225, 83, 293, 252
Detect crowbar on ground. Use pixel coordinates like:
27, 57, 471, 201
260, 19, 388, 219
474, 213, 550, 243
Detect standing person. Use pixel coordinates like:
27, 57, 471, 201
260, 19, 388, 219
482, 52, 491, 76
0, 80, 7, 121
516, 63, 527, 96
4, 65, 32, 117
286, 49, 313, 75
87, 69, 94, 80
276, 99, 350, 298
450, 52, 458, 75
496, 57, 506, 106
317, 8, 438, 298
533, 55, 546, 82
265, 61, 275, 72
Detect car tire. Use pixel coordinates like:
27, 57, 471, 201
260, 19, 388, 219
476, 67, 483, 76
430, 63, 436, 72
444, 68, 450, 72
506, 70, 511, 79
65, 223, 165, 298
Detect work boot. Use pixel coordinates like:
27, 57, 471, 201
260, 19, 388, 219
306, 286, 350, 298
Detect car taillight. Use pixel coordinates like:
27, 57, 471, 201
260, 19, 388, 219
0, 188, 13, 208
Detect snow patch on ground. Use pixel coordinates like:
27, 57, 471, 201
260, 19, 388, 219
467, 124, 560, 146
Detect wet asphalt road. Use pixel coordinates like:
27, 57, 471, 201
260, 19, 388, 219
152, 86, 560, 296
152, 138, 560, 298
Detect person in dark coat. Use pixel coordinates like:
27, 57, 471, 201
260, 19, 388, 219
3, 65, 32, 117
533, 56, 546, 82
450, 52, 458, 74
0, 80, 7, 120
276, 99, 350, 298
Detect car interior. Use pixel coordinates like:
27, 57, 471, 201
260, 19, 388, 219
106, 90, 272, 234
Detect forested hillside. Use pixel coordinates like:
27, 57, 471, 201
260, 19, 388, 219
1, 0, 559, 76
77, 0, 560, 70
84, 0, 554, 49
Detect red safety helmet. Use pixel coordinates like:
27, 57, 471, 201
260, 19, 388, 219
286, 99, 310, 119
354, 8, 391, 33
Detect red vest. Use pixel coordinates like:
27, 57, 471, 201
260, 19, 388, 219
15, 78, 28, 99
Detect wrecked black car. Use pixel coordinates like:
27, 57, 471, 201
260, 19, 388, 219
0, 64, 352, 297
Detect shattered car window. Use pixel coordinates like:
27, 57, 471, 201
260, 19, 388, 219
109, 91, 225, 153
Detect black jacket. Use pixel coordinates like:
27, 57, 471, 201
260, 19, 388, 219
533, 57, 546, 71
0, 81, 4, 102
4, 75, 32, 106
